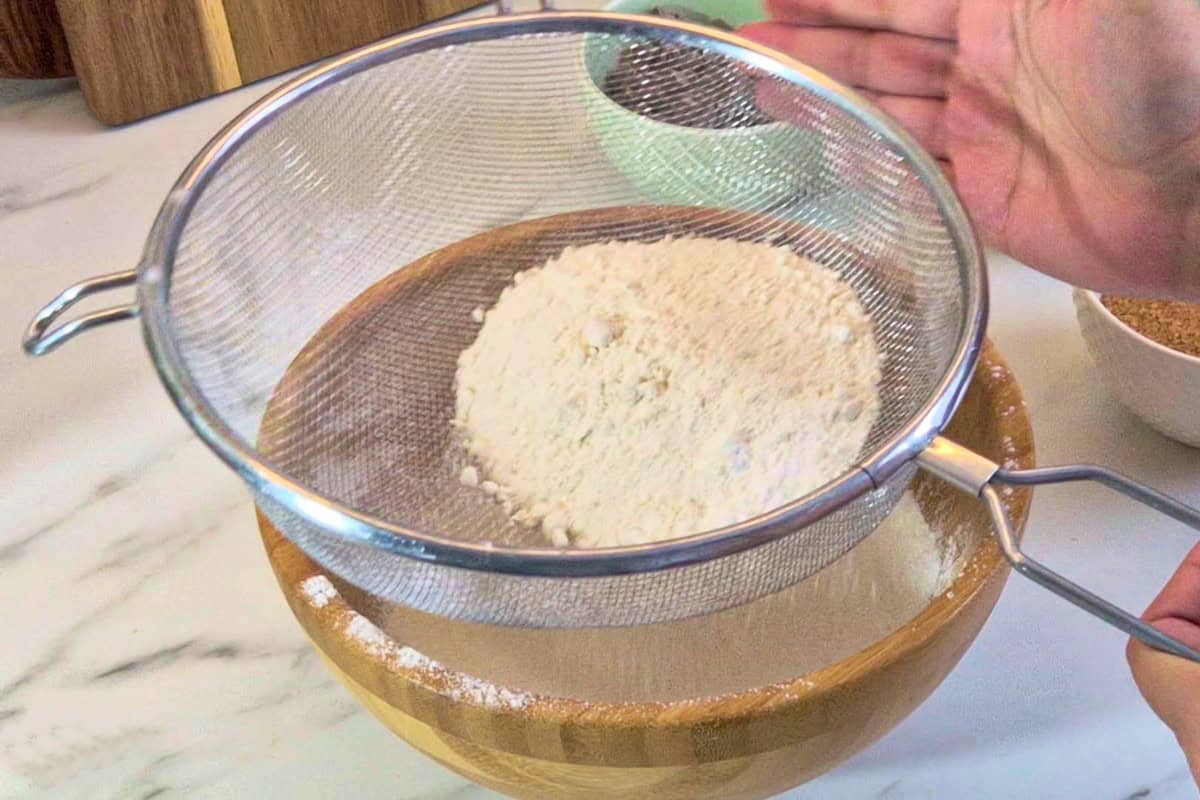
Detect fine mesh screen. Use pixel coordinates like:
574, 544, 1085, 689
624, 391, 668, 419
164, 22, 968, 627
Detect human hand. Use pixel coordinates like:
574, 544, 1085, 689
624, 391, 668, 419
1127, 541, 1200, 782
741, 0, 1200, 299
741, 0, 1200, 777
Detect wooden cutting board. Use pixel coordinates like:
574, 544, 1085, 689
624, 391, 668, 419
0, 0, 487, 124
0, 1, 73, 78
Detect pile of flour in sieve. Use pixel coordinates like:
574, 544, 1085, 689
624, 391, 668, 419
454, 237, 881, 548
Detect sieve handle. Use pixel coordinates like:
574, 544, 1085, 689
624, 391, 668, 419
22, 269, 139, 356
918, 436, 1200, 663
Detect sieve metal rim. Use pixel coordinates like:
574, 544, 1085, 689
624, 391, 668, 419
135, 11, 987, 578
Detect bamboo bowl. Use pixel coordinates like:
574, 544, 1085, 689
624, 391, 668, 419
259, 339, 1033, 800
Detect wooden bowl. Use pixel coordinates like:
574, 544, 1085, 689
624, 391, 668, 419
258, 339, 1033, 800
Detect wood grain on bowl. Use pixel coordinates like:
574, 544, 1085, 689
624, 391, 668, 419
258, 335, 1032, 799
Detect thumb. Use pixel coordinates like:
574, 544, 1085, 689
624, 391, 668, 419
1127, 640, 1200, 780
1127, 540, 1200, 782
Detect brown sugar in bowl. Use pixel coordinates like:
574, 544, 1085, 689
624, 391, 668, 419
1075, 289, 1200, 447
1101, 295, 1200, 358
258, 341, 1034, 800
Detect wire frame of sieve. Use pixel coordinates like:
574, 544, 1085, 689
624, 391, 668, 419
134, 12, 987, 604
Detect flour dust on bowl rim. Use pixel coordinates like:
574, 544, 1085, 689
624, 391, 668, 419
20, 9, 1200, 658
258, 345, 1033, 799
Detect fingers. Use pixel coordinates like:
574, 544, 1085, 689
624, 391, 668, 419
877, 95, 949, 154
741, 23, 954, 98
1142, 540, 1200, 648
764, 0, 960, 40
937, 158, 955, 186
853, 90, 949, 157
755, 80, 950, 158
1127, 640, 1200, 780
740, 22, 953, 156
1127, 544, 1200, 781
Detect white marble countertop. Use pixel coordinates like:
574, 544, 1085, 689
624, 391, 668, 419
3, 4, 1199, 799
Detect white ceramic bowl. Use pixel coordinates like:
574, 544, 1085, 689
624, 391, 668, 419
1074, 288, 1200, 447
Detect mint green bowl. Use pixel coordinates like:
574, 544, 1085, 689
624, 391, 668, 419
581, 0, 829, 210
606, 0, 766, 26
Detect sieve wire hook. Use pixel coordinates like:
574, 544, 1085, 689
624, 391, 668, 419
22, 269, 139, 356
919, 436, 1200, 663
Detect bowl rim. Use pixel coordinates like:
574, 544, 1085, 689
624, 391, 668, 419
603, 0, 767, 23
265, 341, 1033, 747
1076, 288, 1200, 367
579, 4, 790, 136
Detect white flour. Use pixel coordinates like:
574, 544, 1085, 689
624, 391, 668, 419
455, 237, 881, 547
342, 610, 533, 710
300, 491, 958, 704
299, 575, 337, 608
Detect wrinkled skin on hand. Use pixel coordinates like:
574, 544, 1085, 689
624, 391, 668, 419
743, 0, 1200, 298
742, 0, 1200, 783
1127, 541, 1200, 782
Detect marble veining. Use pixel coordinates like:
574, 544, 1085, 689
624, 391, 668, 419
3, 1, 1200, 798
0, 173, 110, 219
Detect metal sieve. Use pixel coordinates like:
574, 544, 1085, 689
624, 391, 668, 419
23, 9, 1200, 660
